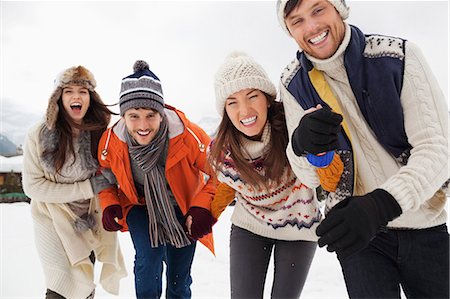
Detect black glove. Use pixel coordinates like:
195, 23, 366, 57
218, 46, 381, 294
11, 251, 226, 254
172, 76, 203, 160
185, 207, 216, 240
292, 108, 343, 155
316, 189, 402, 259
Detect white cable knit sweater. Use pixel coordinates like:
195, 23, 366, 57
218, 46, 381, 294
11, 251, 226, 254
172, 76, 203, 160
280, 23, 449, 229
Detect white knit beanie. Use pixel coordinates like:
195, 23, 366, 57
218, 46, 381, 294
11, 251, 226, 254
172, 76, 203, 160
277, 0, 349, 36
214, 51, 277, 116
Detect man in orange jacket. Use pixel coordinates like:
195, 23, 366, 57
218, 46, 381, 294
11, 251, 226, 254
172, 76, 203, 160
97, 60, 216, 299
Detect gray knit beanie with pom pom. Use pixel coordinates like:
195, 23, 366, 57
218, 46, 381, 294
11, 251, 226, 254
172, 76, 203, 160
119, 60, 165, 116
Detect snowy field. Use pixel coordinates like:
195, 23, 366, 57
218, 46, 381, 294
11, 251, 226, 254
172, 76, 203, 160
0, 202, 348, 298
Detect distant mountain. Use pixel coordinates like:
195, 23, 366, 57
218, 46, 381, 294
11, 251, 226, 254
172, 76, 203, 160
1, 99, 42, 146
195, 116, 220, 137
0, 134, 17, 156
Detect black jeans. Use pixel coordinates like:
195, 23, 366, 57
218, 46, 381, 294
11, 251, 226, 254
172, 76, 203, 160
339, 224, 449, 299
229, 225, 317, 299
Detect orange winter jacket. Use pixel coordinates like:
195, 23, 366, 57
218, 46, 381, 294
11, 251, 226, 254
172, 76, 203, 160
97, 105, 216, 254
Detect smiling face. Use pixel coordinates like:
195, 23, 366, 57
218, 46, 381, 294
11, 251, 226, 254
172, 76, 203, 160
122, 108, 163, 145
285, 0, 345, 59
225, 88, 269, 139
61, 84, 91, 124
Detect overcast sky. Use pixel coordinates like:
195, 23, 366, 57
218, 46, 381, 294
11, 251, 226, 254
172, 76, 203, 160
1, 0, 448, 145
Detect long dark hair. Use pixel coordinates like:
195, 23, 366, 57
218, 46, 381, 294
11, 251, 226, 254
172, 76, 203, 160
208, 93, 291, 188
42, 90, 113, 174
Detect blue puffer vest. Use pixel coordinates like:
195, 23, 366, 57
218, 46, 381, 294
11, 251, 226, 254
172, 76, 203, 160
287, 25, 411, 160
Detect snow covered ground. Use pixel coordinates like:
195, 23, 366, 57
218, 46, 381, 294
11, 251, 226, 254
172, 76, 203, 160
0, 202, 348, 298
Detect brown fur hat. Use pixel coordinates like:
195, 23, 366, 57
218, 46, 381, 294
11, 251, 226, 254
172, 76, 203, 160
46, 65, 102, 129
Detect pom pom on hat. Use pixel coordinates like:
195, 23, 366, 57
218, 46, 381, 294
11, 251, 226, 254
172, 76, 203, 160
214, 51, 276, 116
133, 60, 150, 72
226, 51, 247, 59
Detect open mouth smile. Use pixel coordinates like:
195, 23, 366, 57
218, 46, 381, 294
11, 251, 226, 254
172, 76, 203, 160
309, 30, 328, 44
240, 116, 257, 126
137, 130, 150, 136
70, 102, 82, 111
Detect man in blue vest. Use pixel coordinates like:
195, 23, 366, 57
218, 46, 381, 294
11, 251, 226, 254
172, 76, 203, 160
277, 0, 449, 298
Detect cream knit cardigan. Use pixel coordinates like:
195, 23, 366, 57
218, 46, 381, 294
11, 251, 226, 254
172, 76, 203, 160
22, 122, 127, 299
280, 23, 449, 230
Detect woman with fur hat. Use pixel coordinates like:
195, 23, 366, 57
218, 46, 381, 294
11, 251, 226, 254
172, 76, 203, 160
208, 52, 340, 298
22, 66, 127, 299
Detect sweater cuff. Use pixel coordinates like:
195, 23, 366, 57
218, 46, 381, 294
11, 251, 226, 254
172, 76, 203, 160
316, 153, 344, 192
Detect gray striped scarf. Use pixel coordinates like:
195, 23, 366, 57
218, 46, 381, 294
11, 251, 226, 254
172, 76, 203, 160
126, 117, 191, 248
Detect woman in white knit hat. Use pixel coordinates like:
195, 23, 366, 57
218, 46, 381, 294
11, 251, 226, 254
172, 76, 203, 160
22, 66, 127, 299
208, 52, 337, 298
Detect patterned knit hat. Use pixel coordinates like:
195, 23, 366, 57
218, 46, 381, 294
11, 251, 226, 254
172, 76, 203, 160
277, 0, 349, 36
119, 60, 164, 116
46, 65, 102, 130
214, 51, 277, 116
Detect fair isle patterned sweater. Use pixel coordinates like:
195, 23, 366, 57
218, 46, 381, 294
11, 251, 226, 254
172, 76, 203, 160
216, 125, 321, 241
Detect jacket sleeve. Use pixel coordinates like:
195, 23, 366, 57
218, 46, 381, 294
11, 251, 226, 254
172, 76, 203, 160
97, 129, 121, 209
22, 124, 94, 203
211, 183, 236, 219
189, 123, 217, 210
380, 41, 450, 212
280, 82, 321, 189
